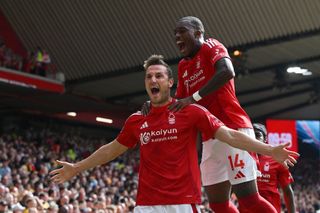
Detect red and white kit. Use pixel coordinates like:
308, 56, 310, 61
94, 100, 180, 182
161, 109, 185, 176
117, 99, 224, 206
257, 155, 294, 212
176, 38, 258, 185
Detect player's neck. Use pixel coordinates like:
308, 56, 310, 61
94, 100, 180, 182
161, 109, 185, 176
185, 41, 203, 59
151, 97, 173, 108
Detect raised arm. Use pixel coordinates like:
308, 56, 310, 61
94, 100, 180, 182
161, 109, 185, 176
169, 58, 234, 112
214, 126, 299, 168
50, 139, 128, 184
197, 58, 235, 98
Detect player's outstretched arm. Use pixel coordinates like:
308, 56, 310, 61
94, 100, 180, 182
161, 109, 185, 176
214, 126, 299, 168
50, 140, 128, 184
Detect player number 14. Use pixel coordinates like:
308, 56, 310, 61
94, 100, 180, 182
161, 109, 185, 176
228, 154, 245, 170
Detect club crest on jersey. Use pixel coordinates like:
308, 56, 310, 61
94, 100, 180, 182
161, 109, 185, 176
264, 162, 270, 172
168, 113, 175, 124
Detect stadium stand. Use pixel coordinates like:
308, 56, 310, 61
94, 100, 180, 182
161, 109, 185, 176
0, 118, 318, 213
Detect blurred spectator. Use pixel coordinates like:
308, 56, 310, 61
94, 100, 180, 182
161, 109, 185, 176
22, 51, 36, 74
0, 42, 5, 67
0, 199, 8, 213
0, 41, 59, 80
42, 49, 51, 76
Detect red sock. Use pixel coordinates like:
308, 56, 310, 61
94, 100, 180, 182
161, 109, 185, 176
237, 192, 277, 213
209, 201, 239, 213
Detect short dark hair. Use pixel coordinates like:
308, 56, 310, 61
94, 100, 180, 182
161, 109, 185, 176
143, 55, 173, 79
178, 16, 205, 34
253, 123, 267, 138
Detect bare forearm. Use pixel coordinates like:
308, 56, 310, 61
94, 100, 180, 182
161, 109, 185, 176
283, 185, 296, 213
50, 140, 128, 184
216, 127, 272, 155
74, 140, 127, 173
199, 58, 234, 98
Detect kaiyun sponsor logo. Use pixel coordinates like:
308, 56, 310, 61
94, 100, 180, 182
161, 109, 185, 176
140, 128, 178, 145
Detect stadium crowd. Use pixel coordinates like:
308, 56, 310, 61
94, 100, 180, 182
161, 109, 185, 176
0, 122, 318, 213
0, 38, 51, 77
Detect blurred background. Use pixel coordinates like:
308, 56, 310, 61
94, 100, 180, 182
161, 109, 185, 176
0, 0, 319, 212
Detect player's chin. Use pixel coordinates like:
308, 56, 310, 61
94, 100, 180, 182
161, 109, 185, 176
149, 95, 159, 102
180, 50, 188, 57
181, 48, 192, 57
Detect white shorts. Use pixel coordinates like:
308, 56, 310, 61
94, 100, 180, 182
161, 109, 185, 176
200, 128, 259, 186
134, 204, 200, 213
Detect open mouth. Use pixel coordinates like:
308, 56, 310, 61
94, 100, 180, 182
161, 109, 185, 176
151, 88, 160, 95
176, 41, 186, 52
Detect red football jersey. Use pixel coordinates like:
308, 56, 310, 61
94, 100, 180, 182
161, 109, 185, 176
257, 155, 294, 213
117, 100, 224, 205
175, 38, 252, 129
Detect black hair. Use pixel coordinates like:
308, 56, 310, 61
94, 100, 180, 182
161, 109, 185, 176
253, 123, 267, 138
178, 16, 205, 34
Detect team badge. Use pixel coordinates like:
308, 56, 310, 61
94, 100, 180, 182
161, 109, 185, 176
264, 162, 270, 172
168, 112, 175, 124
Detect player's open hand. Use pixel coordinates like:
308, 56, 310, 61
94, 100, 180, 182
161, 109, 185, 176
168, 96, 195, 112
271, 143, 299, 168
50, 160, 78, 184
141, 101, 151, 116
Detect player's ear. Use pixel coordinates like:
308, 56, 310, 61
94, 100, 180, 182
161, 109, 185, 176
194, 30, 202, 39
169, 78, 174, 88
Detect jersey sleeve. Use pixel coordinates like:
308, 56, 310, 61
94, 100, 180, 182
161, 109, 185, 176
278, 165, 294, 188
203, 38, 230, 66
175, 62, 187, 99
116, 113, 140, 148
188, 104, 224, 141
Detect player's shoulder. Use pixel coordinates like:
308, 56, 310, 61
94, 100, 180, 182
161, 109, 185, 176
126, 111, 143, 122
203, 38, 224, 49
260, 155, 281, 166
186, 103, 210, 113
184, 104, 223, 125
178, 57, 188, 67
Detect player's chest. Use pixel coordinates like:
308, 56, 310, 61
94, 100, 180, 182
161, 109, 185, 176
136, 112, 192, 146
260, 160, 278, 179
180, 57, 213, 86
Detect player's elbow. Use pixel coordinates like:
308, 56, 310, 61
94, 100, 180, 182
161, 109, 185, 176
216, 58, 235, 80
220, 65, 235, 80
215, 126, 238, 147
223, 58, 235, 79
283, 185, 294, 196
226, 69, 235, 80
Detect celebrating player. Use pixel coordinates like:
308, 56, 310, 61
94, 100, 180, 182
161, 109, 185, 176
51, 55, 298, 213
254, 123, 296, 213
168, 16, 276, 213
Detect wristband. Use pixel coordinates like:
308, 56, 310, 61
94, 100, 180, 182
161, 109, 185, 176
192, 91, 202, 102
